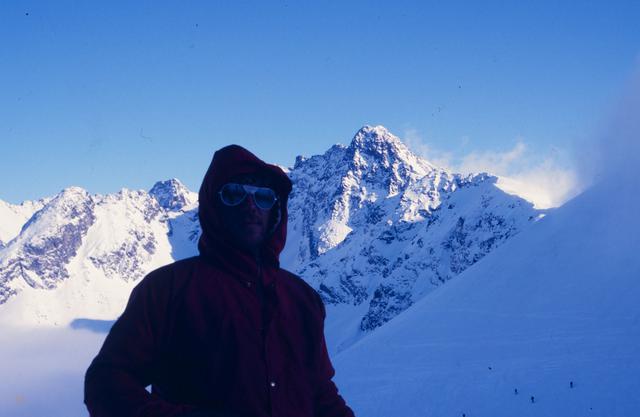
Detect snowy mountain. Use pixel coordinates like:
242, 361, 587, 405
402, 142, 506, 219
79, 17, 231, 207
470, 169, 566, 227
0, 180, 199, 326
0, 126, 540, 332
331, 176, 640, 417
0, 187, 96, 304
149, 178, 197, 212
282, 125, 541, 350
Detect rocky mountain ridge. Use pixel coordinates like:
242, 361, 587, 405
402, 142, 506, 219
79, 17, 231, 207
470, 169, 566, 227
0, 126, 541, 335
282, 126, 540, 343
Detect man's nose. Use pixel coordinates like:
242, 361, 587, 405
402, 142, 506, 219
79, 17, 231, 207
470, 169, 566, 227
241, 194, 259, 212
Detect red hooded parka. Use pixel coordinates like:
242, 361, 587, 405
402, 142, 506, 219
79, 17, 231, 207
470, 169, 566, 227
84, 145, 355, 417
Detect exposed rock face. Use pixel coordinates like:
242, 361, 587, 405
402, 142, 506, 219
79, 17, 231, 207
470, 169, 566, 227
149, 178, 196, 212
0, 187, 96, 303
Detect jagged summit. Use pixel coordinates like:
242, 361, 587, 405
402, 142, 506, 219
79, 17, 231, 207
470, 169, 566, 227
346, 125, 437, 179
292, 125, 437, 184
349, 125, 403, 150
20, 187, 92, 232
149, 178, 196, 211
348, 125, 412, 161
293, 125, 437, 179
57, 186, 90, 200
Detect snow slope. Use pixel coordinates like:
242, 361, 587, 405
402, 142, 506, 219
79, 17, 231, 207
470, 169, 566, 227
0, 198, 50, 246
332, 178, 640, 417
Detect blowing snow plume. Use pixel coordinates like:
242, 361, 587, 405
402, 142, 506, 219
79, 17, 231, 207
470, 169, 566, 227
590, 73, 640, 192
332, 76, 640, 417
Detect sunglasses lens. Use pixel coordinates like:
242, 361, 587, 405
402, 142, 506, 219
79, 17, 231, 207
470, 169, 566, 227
219, 183, 246, 206
219, 183, 277, 210
254, 188, 277, 210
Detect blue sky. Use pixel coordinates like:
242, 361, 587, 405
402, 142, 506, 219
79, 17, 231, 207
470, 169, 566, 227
1, 1, 639, 204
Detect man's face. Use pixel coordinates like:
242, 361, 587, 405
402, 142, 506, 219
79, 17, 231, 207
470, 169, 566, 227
217, 173, 275, 255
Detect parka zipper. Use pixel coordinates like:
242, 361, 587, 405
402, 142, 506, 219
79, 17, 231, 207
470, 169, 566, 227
255, 260, 269, 342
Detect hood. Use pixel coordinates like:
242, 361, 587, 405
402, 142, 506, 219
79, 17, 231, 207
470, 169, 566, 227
197, 145, 292, 277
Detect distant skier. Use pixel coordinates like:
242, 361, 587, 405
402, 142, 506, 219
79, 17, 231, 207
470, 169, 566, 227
570, 381, 574, 388
530, 396, 535, 403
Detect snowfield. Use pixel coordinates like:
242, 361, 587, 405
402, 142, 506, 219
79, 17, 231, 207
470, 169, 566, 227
332, 180, 640, 417
332, 88, 640, 417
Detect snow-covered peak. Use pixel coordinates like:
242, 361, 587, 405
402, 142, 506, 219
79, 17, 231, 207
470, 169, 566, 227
10, 187, 93, 247
56, 186, 89, 201
347, 125, 437, 181
20, 187, 92, 232
350, 125, 403, 149
281, 126, 540, 347
0, 186, 96, 304
149, 178, 197, 212
0, 179, 202, 322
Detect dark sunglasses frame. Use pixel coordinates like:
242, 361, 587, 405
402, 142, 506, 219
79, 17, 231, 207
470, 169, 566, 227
218, 183, 278, 210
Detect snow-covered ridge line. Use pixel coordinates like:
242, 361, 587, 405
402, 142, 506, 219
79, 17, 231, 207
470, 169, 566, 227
1, 126, 540, 336
0, 179, 199, 325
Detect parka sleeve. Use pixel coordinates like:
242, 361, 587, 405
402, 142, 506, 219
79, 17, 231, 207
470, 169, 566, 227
84, 270, 197, 417
313, 293, 356, 417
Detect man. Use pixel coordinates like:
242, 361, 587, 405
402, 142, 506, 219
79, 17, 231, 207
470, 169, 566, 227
84, 145, 355, 417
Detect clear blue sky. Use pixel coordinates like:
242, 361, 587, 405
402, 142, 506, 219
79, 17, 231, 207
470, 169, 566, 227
1, 1, 638, 204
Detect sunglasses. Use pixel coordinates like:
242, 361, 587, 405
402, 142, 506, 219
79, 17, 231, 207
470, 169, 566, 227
218, 183, 278, 210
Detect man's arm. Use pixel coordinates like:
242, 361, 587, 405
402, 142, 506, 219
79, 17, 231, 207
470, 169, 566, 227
84, 271, 196, 417
313, 294, 356, 417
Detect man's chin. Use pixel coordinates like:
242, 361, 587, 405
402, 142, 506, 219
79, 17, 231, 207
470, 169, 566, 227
232, 235, 266, 253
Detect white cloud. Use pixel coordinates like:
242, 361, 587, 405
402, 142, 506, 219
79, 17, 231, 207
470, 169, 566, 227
402, 129, 582, 209
0, 326, 106, 417
402, 129, 455, 171
495, 161, 581, 210
456, 141, 528, 174
591, 69, 640, 191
